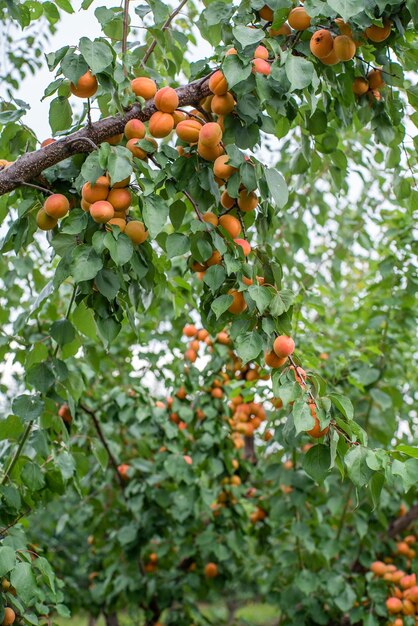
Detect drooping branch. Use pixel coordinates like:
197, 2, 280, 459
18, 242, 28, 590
0, 75, 212, 197
388, 504, 418, 538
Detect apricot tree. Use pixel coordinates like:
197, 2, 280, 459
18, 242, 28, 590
0, 0, 417, 625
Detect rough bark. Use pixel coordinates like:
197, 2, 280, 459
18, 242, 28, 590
0, 75, 211, 197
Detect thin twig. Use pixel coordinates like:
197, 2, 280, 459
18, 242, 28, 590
141, 0, 189, 67
79, 403, 126, 494
67, 136, 97, 151
1, 422, 34, 485
183, 189, 204, 222
122, 0, 130, 59
19, 182, 54, 195
0, 509, 31, 535
237, 211, 247, 239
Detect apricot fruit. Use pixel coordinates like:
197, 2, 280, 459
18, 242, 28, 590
125, 220, 148, 244
112, 176, 131, 189
2, 607, 16, 626
273, 335, 294, 357
238, 189, 258, 212
131, 76, 157, 100
333, 35, 356, 61
70, 70, 98, 98
89, 200, 114, 223
365, 19, 392, 42
320, 47, 339, 65
211, 93, 235, 115
172, 110, 188, 127
154, 86, 179, 113
252, 58, 271, 76
228, 289, 247, 314
259, 5, 273, 21
254, 45, 269, 60
58, 404, 72, 424
209, 70, 228, 96
202, 212, 219, 226
270, 23, 291, 36
310, 29, 334, 59
213, 154, 237, 179
199, 122, 223, 147
124, 119, 146, 140
105, 133, 123, 145
106, 218, 126, 232
234, 238, 251, 256
149, 111, 175, 138
335, 18, 353, 37
386, 598, 403, 614
207, 250, 222, 266
43, 193, 69, 219
197, 141, 223, 161
107, 188, 131, 212
127, 136, 157, 159
183, 324, 197, 337
226, 47, 238, 56
287, 7, 311, 31
82, 176, 110, 203
185, 349, 197, 363
368, 69, 384, 90
221, 190, 236, 209
176, 119, 202, 143
352, 77, 369, 96
81, 198, 91, 212
204, 562, 219, 578
219, 214, 241, 237
216, 331, 230, 344
41, 138, 55, 147
117, 463, 130, 481
36, 209, 57, 230
265, 350, 287, 368
307, 404, 329, 438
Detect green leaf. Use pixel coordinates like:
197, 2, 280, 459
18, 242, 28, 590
302, 444, 331, 483
55, 0, 74, 12
233, 25, 265, 48
12, 394, 44, 422
269, 289, 294, 316
71, 245, 103, 282
329, 393, 354, 420
61, 51, 88, 83
392, 459, 418, 492
211, 294, 233, 318
235, 332, 263, 363
95, 268, 120, 300
10, 562, 36, 604
248, 285, 273, 314
222, 54, 252, 89
265, 168, 288, 208
104, 232, 133, 266
50, 319, 76, 346
203, 265, 226, 294
21, 462, 45, 491
345, 446, 373, 487
142, 196, 169, 238
26, 362, 54, 393
49, 96, 72, 133
92, 440, 109, 470
0, 547, 17, 577
79, 37, 113, 73
293, 400, 315, 435
107, 146, 133, 185
285, 55, 316, 91
72, 302, 97, 340
395, 444, 418, 459
166, 233, 190, 258
327, 0, 363, 22
0, 415, 24, 441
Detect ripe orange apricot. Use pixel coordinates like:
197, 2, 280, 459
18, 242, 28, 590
365, 19, 392, 42
154, 86, 179, 113
320, 47, 339, 65
211, 387, 223, 399
176, 119, 202, 143
207, 251, 222, 266
368, 69, 385, 90
125, 220, 148, 244
204, 562, 218, 578
352, 77, 369, 96
185, 349, 197, 362
226, 47, 238, 56
273, 335, 294, 357
107, 188, 131, 211
306, 404, 329, 438
70, 70, 98, 98
242, 276, 253, 286
131, 76, 157, 99
36, 209, 57, 231
259, 5, 274, 21
127, 136, 158, 159
254, 45, 269, 60
172, 110, 188, 126
199, 122, 223, 147
105, 133, 123, 145
234, 238, 251, 256
288, 7, 311, 31
197, 141, 224, 161
216, 331, 230, 344
209, 70, 228, 96
310, 29, 334, 58
238, 189, 258, 212
106, 218, 126, 232
335, 18, 353, 37
202, 212, 219, 226
252, 58, 271, 76
43, 193, 69, 219
82, 176, 110, 203
112, 176, 131, 189
58, 404, 72, 424
149, 111, 175, 138
81, 198, 91, 212
183, 324, 197, 337
90, 200, 114, 223
219, 214, 240, 237
386, 598, 403, 614
265, 350, 287, 368
333, 35, 356, 61
270, 23, 291, 36
124, 119, 146, 140
213, 154, 237, 179
228, 289, 247, 314
221, 190, 236, 209
117, 464, 130, 481
41, 138, 55, 147
2, 607, 16, 626
211, 93, 235, 115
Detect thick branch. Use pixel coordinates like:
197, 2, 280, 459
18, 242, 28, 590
388, 504, 418, 538
0, 76, 211, 197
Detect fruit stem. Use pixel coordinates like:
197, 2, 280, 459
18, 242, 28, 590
19, 182, 54, 195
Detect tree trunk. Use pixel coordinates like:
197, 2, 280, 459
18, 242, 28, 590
104, 612, 120, 626
88, 617, 97, 626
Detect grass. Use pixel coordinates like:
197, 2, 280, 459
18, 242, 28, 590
56, 603, 279, 625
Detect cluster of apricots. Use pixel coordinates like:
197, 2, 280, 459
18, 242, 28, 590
370, 534, 418, 625
229, 397, 267, 449
1, 579, 17, 625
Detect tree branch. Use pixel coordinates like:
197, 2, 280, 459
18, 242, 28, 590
0, 75, 212, 197
141, 0, 189, 67
388, 504, 418, 538
79, 403, 127, 494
